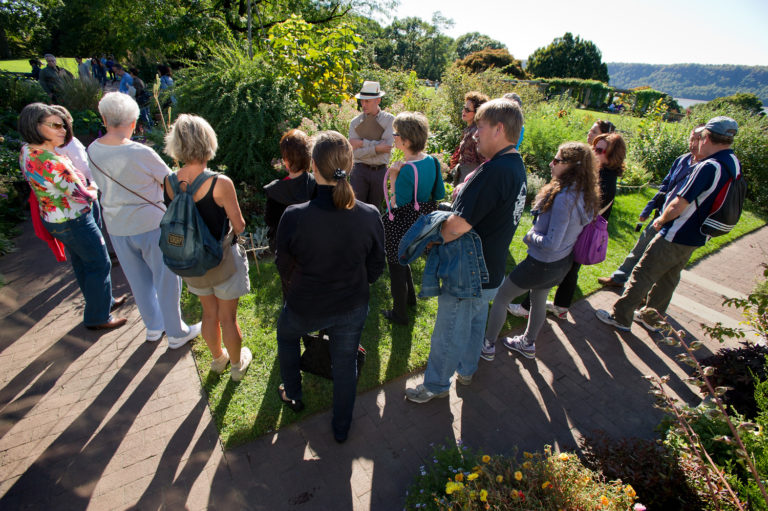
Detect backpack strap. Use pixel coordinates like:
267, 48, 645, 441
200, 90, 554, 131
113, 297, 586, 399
186, 170, 218, 195
167, 173, 182, 196
409, 162, 420, 211
431, 155, 441, 200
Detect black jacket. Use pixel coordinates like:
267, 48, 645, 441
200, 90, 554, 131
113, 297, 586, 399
276, 186, 385, 317
264, 172, 316, 251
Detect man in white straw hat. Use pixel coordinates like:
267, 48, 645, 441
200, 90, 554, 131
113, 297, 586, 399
348, 80, 395, 208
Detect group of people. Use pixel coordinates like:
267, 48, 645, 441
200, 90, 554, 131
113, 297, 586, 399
18, 74, 742, 443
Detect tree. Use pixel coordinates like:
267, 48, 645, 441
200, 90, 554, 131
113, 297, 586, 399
455, 32, 506, 60
456, 48, 527, 79
527, 32, 609, 82
0, 0, 58, 58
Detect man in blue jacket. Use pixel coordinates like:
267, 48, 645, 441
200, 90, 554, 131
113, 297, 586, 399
596, 116, 741, 333
406, 98, 528, 403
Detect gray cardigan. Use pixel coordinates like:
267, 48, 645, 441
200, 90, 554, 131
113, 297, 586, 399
524, 186, 591, 262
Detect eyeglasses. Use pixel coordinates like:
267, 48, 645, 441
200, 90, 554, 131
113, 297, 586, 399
462, 106, 474, 113
552, 157, 568, 164
40, 121, 65, 130
593, 146, 607, 155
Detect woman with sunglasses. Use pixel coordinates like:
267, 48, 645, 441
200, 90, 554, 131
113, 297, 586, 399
505, 133, 626, 322
449, 91, 489, 185
18, 103, 127, 330
481, 142, 599, 361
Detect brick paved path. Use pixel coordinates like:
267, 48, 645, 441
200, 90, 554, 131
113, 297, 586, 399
0, 219, 765, 510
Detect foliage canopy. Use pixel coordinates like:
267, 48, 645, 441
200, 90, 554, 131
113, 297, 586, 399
527, 32, 609, 83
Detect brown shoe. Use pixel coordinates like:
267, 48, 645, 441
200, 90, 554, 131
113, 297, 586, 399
597, 277, 623, 288
111, 294, 129, 311
86, 317, 128, 330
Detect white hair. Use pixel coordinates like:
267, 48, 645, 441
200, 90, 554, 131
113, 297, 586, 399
98, 92, 139, 127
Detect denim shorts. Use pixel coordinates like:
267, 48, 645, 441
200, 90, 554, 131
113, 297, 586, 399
186, 243, 250, 300
508, 253, 573, 290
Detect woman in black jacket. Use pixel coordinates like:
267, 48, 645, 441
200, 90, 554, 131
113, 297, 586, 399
275, 130, 385, 443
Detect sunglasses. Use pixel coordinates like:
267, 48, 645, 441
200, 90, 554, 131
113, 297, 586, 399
392, 132, 400, 137
552, 157, 568, 164
593, 146, 607, 155
41, 121, 65, 130
462, 106, 474, 113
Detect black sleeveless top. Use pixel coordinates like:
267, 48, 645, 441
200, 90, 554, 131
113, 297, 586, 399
163, 175, 229, 239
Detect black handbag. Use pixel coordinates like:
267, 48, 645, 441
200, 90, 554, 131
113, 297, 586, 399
299, 331, 366, 381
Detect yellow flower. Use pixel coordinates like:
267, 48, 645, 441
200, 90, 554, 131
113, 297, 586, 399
455, 473, 464, 482
470, 491, 477, 499
522, 461, 532, 470
445, 481, 464, 495
514, 471, 523, 481
600, 495, 610, 506
558, 453, 569, 461
468, 473, 479, 481
542, 481, 552, 489
524, 451, 534, 459
625, 485, 637, 498
481, 455, 491, 463
480, 489, 488, 502
495, 475, 503, 483
473, 465, 481, 472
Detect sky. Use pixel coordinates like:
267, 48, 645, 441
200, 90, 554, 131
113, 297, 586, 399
388, 0, 768, 66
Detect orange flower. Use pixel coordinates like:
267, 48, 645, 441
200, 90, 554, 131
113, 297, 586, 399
542, 481, 552, 489
558, 453, 569, 461
600, 495, 610, 507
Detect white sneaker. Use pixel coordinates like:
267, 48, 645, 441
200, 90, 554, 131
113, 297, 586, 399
546, 301, 569, 319
506, 303, 529, 318
167, 322, 201, 349
210, 348, 230, 374
146, 329, 164, 342
231, 347, 252, 381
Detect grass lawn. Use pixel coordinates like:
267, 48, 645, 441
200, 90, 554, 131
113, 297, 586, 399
0, 58, 80, 76
182, 188, 765, 448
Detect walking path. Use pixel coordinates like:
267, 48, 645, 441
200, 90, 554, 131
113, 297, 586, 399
0, 219, 765, 510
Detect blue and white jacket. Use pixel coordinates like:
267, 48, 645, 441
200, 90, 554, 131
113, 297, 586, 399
397, 211, 489, 298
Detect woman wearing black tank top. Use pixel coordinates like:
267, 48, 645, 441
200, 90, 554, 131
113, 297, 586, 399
164, 114, 252, 381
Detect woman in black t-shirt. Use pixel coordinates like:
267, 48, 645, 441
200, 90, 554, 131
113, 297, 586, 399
164, 114, 252, 381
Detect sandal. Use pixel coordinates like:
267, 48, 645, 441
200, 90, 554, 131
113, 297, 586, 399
277, 383, 305, 412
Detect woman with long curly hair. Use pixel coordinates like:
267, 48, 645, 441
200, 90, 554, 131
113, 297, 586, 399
481, 142, 600, 361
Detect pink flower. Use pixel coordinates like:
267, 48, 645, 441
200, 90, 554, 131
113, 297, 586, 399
633, 504, 647, 511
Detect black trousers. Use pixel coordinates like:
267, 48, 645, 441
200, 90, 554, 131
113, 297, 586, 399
521, 260, 581, 310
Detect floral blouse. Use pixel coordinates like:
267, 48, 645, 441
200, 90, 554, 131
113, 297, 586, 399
21, 145, 95, 223
449, 125, 483, 169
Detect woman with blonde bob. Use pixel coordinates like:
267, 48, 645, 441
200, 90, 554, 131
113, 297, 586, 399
163, 114, 252, 380
275, 130, 385, 443
89, 92, 200, 346
481, 142, 600, 361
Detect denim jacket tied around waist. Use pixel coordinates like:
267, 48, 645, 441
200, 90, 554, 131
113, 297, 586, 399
397, 210, 489, 298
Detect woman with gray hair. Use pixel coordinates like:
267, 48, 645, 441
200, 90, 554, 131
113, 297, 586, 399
88, 92, 200, 348
162, 114, 252, 380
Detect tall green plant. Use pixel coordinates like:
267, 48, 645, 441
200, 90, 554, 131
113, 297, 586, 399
175, 43, 305, 184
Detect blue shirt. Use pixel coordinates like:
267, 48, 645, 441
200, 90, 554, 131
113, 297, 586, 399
516, 125, 525, 151
392, 155, 445, 208
661, 149, 740, 247
640, 153, 695, 219
119, 73, 134, 94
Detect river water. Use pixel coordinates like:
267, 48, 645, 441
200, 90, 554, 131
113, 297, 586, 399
675, 97, 768, 115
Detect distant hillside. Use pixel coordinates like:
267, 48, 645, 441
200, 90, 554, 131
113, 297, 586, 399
607, 63, 768, 104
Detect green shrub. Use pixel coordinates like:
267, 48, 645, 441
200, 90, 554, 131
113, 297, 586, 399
405, 443, 640, 510
697, 344, 768, 419
175, 43, 306, 184
545, 78, 613, 109
57, 76, 103, 113
628, 99, 689, 183
0, 72, 49, 112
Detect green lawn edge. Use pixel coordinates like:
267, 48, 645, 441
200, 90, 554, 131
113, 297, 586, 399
182, 188, 765, 448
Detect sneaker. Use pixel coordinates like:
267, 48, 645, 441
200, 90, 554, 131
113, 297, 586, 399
595, 310, 631, 331
546, 301, 569, 319
455, 373, 473, 386
405, 384, 449, 403
146, 329, 164, 342
167, 322, 202, 349
634, 308, 664, 333
506, 303, 529, 318
501, 335, 536, 359
480, 338, 496, 361
210, 348, 230, 374
231, 347, 252, 381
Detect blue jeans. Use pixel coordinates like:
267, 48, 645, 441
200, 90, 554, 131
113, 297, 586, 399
277, 303, 369, 437
43, 210, 114, 326
611, 221, 657, 284
423, 287, 498, 393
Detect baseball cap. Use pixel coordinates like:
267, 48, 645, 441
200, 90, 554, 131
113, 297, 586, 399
696, 116, 738, 137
